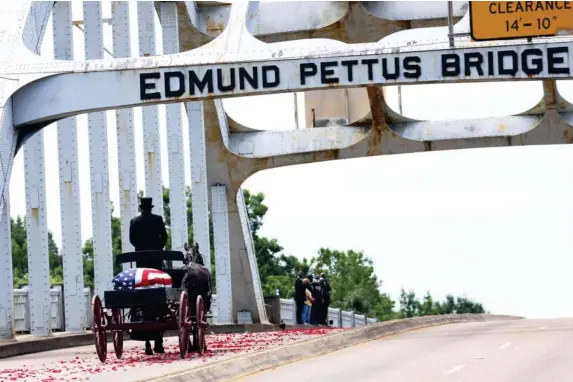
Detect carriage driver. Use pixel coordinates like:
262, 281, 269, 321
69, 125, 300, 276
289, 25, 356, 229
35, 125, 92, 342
129, 196, 168, 355
129, 196, 168, 270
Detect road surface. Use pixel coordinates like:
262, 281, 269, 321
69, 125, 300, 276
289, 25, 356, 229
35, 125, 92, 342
0, 328, 341, 381
236, 318, 573, 382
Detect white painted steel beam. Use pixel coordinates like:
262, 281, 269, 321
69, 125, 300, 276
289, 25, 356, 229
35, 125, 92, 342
0, 190, 13, 339
137, 1, 164, 219
360, 1, 467, 20
24, 124, 51, 336
0, 99, 17, 253
12, 39, 573, 128
112, 1, 138, 267
211, 185, 232, 324
187, 102, 211, 268
22, 0, 52, 335
160, 2, 187, 265
84, 2, 114, 298
236, 189, 268, 323
53, 1, 85, 332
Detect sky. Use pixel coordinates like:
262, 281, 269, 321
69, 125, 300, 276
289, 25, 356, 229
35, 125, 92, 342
8, 1, 573, 319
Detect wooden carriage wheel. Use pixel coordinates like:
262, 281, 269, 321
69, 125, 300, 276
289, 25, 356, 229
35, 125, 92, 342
196, 295, 206, 355
112, 308, 123, 359
92, 295, 107, 363
178, 291, 191, 359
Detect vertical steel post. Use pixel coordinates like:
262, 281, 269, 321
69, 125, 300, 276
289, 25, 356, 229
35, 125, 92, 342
159, 2, 187, 266
448, 1, 455, 48
112, 1, 138, 269
53, 1, 85, 332
137, 1, 164, 219
24, 118, 51, 336
84, 2, 114, 298
211, 185, 233, 324
0, 191, 13, 339
293, 93, 299, 129
0, 98, 16, 340
187, 102, 212, 269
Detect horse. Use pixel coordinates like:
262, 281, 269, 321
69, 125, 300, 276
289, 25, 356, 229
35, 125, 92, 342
181, 243, 212, 351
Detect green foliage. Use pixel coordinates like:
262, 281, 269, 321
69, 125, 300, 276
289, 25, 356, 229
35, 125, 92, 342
9, 186, 487, 322
397, 288, 485, 318
11, 216, 64, 288
242, 190, 486, 322
82, 202, 123, 288
311, 248, 396, 318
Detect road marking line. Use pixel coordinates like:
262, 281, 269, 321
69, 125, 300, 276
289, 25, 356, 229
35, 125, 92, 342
498, 342, 512, 350
443, 365, 465, 375
540, 326, 548, 330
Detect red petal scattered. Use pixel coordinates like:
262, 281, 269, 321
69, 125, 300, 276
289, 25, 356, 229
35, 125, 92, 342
0, 328, 344, 381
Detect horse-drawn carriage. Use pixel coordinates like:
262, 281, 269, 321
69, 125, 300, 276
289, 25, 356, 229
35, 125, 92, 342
90, 249, 211, 363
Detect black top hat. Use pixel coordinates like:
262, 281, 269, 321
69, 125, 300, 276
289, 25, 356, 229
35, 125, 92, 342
139, 197, 154, 209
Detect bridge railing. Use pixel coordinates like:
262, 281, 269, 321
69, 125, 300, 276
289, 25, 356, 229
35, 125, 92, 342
10, 288, 378, 333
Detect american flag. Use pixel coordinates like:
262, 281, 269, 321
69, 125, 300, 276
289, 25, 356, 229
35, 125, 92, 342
112, 268, 173, 291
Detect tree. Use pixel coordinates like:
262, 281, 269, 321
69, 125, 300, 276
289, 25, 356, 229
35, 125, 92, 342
10, 185, 488, 321
398, 288, 421, 318
311, 248, 397, 319
10, 216, 63, 288
242, 190, 311, 298
81, 202, 123, 287
420, 291, 435, 316
397, 289, 485, 318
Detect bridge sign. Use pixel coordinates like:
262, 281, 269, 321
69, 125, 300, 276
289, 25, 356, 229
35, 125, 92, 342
470, 1, 573, 41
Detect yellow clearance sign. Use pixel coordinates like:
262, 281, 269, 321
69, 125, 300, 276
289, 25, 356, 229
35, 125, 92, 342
470, 1, 573, 41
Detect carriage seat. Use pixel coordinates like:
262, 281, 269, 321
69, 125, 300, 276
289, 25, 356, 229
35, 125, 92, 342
115, 250, 185, 265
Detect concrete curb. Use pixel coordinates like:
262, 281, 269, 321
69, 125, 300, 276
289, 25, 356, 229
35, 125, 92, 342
0, 324, 278, 359
146, 314, 524, 382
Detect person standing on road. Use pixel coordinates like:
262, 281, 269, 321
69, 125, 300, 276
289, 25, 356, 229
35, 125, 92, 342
310, 276, 324, 325
294, 273, 305, 325
320, 274, 332, 326
302, 278, 314, 324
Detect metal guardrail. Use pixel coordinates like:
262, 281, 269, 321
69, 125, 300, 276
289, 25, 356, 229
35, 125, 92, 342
11, 289, 378, 333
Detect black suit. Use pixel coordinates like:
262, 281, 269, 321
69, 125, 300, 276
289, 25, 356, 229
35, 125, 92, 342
128, 211, 168, 346
294, 277, 305, 325
129, 212, 168, 269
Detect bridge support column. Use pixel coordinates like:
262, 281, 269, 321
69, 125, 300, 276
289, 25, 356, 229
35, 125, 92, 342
84, 3, 114, 297
211, 185, 233, 324
0, 191, 14, 339
236, 190, 268, 324
24, 131, 51, 336
226, 193, 268, 324
137, 2, 164, 219
187, 102, 212, 268
53, 1, 86, 332
160, 2, 187, 266
112, 1, 138, 267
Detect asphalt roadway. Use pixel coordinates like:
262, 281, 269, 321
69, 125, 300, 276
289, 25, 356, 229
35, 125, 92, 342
235, 318, 573, 382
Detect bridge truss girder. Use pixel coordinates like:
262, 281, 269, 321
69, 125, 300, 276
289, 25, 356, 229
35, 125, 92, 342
0, 1, 573, 339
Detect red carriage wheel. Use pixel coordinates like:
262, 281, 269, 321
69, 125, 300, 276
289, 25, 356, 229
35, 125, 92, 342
112, 308, 123, 359
91, 295, 107, 363
196, 295, 206, 355
178, 291, 190, 359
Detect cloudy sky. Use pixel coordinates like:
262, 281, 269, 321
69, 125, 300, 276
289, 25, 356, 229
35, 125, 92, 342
8, 2, 573, 319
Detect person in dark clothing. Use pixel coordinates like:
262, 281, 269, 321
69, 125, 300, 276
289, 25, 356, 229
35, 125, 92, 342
129, 197, 168, 270
128, 196, 168, 355
309, 276, 324, 325
294, 273, 305, 325
320, 274, 332, 326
